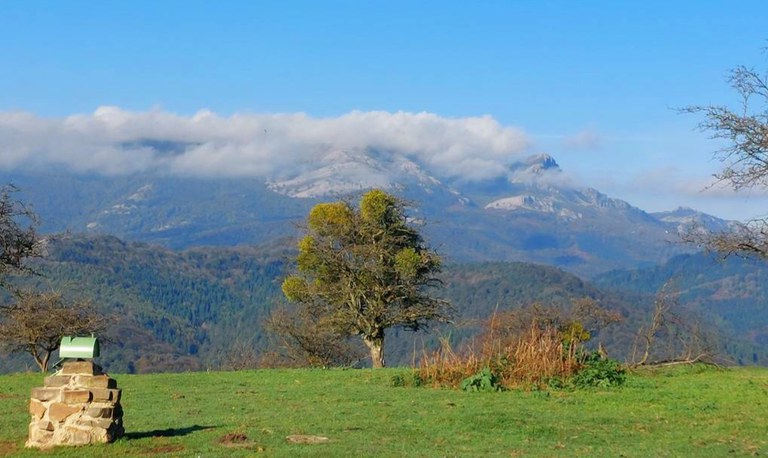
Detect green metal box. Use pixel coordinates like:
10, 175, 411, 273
59, 336, 100, 359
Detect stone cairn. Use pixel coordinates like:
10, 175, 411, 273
26, 361, 124, 448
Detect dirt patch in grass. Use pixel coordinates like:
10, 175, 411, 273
0, 393, 18, 399
219, 432, 248, 444
140, 437, 186, 455
0, 441, 18, 457
217, 432, 264, 451
286, 434, 330, 444
144, 444, 185, 454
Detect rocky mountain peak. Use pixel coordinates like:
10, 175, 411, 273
651, 207, 733, 233
524, 153, 560, 172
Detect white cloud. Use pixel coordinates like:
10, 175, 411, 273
0, 107, 531, 180
562, 127, 601, 151
624, 166, 768, 200
585, 165, 768, 220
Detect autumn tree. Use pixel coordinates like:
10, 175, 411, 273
0, 291, 109, 371
281, 189, 450, 368
684, 56, 768, 257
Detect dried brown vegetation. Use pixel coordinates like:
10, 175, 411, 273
417, 300, 618, 389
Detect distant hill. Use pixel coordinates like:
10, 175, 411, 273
594, 252, 768, 365
0, 235, 641, 372
1, 235, 292, 373
2, 235, 765, 373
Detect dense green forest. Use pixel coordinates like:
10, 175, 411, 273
0, 235, 763, 373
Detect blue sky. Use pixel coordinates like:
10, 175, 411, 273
1, 1, 767, 219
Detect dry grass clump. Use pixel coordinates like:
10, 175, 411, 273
418, 337, 485, 388
505, 324, 580, 385
418, 305, 592, 389
418, 322, 579, 389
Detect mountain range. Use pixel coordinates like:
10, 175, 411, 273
0, 150, 733, 277
0, 147, 764, 372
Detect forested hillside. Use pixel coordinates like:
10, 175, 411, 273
1, 235, 291, 373
595, 252, 768, 365
0, 235, 763, 372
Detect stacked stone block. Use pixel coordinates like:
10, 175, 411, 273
26, 361, 124, 448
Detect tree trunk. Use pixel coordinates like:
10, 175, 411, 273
363, 332, 385, 368
31, 347, 49, 373
41, 350, 52, 373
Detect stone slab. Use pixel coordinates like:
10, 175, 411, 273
49, 402, 81, 422
90, 388, 121, 402
60, 361, 103, 376
29, 400, 46, 419
59, 425, 91, 446
44, 375, 73, 388
88, 427, 110, 443
85, 417, 114, 429
77, 375, 116, 389
31, 387, 60, 402
27, 426, 53, 445
37, 420, 55, 432
85, 407, 113, 419
63, 389, 92, 404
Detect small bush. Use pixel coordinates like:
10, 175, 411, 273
460, 367, 503, 392
391, 371, 424, 388
572, 352, 626, 388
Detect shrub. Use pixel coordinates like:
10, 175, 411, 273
506, 324, 578, 386
571, 352, 626, 388
391, 371, 424, 388
460, 367, 503, 392
416, 301, 624, 391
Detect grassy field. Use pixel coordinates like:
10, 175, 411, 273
0, 365, 766, 457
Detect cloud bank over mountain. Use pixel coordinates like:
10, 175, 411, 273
0, 107, 531, 181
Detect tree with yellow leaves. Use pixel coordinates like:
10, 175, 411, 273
281, 189, 449, 368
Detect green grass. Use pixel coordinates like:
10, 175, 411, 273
1, 365, 767, 457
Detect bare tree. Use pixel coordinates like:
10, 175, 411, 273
631, 281, 718, 366
0, 187, 109, 372
0, 291, 109, 372
633, 283, 676, 366
683, 57, 768, 257
218, 338, 263, 371
262, 304, 366, 368
0, 185, 41, 291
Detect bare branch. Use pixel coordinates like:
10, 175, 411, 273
0, 185, 42, 291
0, 290, 110, 371
683, 218, 768, 259
681, 54, 768, 259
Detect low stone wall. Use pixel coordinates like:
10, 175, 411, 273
26, 361, 124, 448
